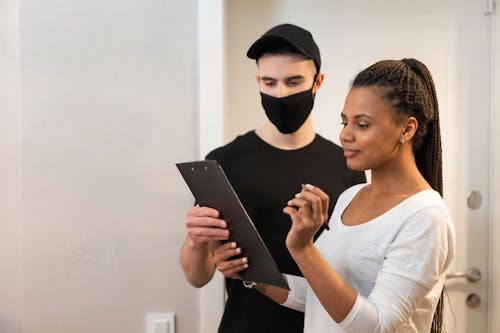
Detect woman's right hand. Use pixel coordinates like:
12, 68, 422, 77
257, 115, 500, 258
212, 242, 249, 279
284, 183, 330, 252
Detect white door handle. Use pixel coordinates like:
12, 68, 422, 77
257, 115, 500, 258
446, 267, 481, 283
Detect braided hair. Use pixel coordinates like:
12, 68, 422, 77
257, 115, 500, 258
352, 58, 444, 333
352, 58, 442, 195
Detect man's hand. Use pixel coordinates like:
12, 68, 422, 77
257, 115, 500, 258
185, 205, 230, 247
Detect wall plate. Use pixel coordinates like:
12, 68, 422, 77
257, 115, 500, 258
146, 313, 175, 333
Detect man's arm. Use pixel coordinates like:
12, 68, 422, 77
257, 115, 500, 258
179, 205, 230, 287
180, 238, 216, 287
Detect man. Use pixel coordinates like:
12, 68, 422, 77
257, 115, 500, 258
180, 23, 365, 332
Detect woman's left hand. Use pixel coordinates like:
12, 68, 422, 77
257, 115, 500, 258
283, 184, 329, 252
212, 242, 248, 280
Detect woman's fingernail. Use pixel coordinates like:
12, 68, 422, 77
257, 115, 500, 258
236, 247, 242, 254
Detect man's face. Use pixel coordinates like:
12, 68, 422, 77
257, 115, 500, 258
257, 53, 318, 98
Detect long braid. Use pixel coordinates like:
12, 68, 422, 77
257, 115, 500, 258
352, 58, 444, 333
401, 58, 443, 195
401, 59, 444, 333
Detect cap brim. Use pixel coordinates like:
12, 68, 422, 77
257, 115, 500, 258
246, 34, 314, 60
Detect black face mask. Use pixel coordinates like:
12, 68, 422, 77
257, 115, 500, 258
260, 88, 315, 134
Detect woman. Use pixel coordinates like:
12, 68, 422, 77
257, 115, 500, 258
214, 58, 455, 332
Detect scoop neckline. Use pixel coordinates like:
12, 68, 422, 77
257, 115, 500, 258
338, 186, 437, 229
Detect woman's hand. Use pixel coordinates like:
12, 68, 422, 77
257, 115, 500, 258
283, 184, 329, 252
212, 242, 248, 279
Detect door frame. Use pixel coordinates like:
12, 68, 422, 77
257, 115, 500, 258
489, 7, 499, 333
197, 1, 226, 333
198, 2, 499, 332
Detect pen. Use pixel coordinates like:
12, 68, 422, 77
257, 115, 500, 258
301, 183, 330, 230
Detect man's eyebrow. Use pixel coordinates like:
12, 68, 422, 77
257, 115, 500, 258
259, 75, 305, 81
285, 75, 305, 81
259, 76, 276, 81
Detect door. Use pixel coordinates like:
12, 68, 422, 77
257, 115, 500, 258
201, 0, 493, 332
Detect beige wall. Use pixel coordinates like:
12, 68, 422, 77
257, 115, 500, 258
0, 0, 23, 332
0, 0, 200, 332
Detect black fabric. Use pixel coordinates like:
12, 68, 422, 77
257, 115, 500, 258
206, 131, 366, 333
246, 23, 322, 72
260, 88, 314, 134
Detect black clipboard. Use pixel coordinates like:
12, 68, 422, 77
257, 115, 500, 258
176, 160, 289, 290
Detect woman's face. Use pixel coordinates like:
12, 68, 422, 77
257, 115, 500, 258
339, 87, 406, 171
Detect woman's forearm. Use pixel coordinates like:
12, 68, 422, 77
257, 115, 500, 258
254, 277, 289, 304
290, 244, 358, 322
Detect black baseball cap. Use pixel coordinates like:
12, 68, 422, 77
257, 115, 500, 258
247, 23, 321, 72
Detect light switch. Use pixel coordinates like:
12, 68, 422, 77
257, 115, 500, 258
153, 320, 168, 333
147, 313, 175, 333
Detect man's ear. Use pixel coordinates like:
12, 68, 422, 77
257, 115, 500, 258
313, 73, 325, 93
255, 75, 260, 84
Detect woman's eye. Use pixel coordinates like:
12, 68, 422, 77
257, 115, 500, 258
358, 123, 369, 129
340, 122, 347, 127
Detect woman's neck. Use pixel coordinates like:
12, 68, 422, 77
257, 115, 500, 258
369, 155, 431, 197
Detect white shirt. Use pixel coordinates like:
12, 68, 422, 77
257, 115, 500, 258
283, 184, 456, 333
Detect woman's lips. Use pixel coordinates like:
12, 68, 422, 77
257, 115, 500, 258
343, 149, 359, 158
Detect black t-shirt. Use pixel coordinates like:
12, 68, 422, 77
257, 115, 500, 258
206, 131, 366, 333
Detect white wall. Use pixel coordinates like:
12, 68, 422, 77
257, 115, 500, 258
0, 1, 23, 332
225, 0, 274, 142
0, 0, 201, 332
